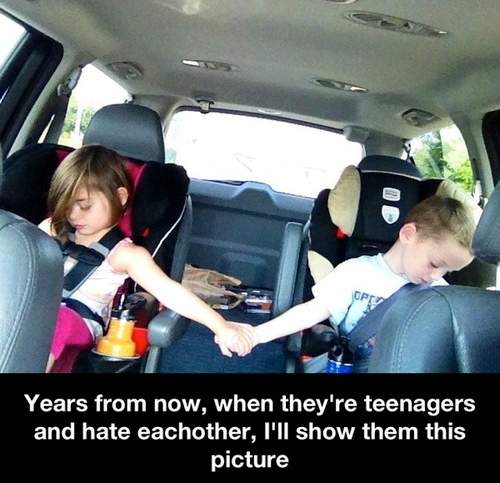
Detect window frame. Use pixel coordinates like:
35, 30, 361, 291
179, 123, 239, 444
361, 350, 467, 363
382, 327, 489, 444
0, 9, 63, 158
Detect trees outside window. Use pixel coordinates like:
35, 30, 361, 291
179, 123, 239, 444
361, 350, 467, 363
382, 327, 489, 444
411, 125, 473, 192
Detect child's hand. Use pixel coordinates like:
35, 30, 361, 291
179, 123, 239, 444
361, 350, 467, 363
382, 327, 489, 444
214, 322, 256, 357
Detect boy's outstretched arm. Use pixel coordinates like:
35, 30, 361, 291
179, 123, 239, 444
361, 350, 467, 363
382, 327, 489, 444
254, 298, 331, 345
222, 298, 331, 356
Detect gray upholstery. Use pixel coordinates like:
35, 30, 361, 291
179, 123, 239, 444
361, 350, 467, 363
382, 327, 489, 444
472, 182, 500, 264
370, 181, 500, 373
273, 222, 303, 317
369, 287, 500, 373
83, 104, 165, 163
0, 210, 63, 372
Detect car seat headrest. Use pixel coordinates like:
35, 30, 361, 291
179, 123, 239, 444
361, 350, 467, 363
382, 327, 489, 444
327, 165, 360, 236
434, 178, 482, 224
359, 155, 422, 178
83, 104, 165, 163
0, 144, 188, 242
472, 181, 500, 264
328, 165, 421, 242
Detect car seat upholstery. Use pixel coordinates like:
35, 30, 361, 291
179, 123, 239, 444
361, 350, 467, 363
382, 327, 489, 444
369, 180, 500, 373
296, 155, 485, 362
0, 103, 193, 371
298, 157, 422, 356
0, 174, 63, 372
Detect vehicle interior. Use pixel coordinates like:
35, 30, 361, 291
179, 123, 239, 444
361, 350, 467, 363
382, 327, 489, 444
1, 0, 499, 373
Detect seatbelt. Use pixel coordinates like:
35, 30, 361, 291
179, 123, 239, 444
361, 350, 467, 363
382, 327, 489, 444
346, 282, 430, 354
44, 66, 82, 143
61, 226, 124, 299
62, 297, 106, 330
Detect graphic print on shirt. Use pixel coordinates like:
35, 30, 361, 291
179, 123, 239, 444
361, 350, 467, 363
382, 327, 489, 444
352, 290, 385, 318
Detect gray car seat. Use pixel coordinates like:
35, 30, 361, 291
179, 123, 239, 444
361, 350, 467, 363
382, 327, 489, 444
369, 181, 500, 373
0, 177, 63, 372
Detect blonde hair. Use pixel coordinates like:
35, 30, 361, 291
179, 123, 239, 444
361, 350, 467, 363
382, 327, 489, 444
48, 144, 131, 240
405, 195, 476, 250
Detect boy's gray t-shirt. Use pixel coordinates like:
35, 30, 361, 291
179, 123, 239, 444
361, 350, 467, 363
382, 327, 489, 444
312, 253, 446, 334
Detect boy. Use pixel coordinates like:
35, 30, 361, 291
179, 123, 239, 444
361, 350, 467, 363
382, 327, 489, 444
226, 195, 476, 371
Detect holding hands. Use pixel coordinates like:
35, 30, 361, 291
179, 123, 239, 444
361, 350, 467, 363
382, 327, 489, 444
214, 321, 257, 357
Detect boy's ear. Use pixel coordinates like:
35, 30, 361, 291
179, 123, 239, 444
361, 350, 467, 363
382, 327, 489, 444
117, 187, 129, 207
399, 222, 417, 244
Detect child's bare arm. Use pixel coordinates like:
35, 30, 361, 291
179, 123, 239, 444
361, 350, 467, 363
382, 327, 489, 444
215, 322, 256, 357
253, 298, 331, 345
221, 299, 331, 356
110, 243, 253, 356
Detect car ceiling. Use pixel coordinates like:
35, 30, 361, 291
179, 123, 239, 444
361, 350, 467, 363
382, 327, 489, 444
2, 0, 500, 139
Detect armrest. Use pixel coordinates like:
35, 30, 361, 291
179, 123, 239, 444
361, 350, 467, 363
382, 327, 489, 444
144, 308, 191, 373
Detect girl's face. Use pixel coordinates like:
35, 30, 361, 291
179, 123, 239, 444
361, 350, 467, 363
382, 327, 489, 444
66, 186, 125, 240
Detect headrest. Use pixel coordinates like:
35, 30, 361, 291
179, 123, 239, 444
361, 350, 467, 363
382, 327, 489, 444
328, 165, 421, 242
359, 155, 422, 178
0, 144, 188, 240
83, 104, 165, 163
472, 181, 500, 263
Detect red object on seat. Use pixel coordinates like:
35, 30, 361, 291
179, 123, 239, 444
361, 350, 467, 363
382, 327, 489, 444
336, 227, 347, 239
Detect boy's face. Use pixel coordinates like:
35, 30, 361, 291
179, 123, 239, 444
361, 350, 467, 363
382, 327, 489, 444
399, 223, 473, 284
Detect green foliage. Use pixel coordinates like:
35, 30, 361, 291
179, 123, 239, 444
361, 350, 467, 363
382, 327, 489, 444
61, 96, 95, 138
413, 128, 474, 192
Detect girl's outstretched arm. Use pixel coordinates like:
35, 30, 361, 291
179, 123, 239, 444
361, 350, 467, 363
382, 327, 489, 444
110, 243, 255, 356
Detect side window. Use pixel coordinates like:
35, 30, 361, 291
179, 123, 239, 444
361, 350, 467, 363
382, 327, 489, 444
410, 125, 474, 192
57, 65, 130, 148
165, 110, 363, 198
0, 12, 26, 73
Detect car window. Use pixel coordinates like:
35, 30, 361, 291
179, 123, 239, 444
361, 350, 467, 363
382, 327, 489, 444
0, 11, 26, 72
410, 125, 474, 193
57, 65, 130, 148
165, 110, 363, 198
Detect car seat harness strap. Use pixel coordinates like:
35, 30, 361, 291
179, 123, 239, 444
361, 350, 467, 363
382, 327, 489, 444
60, 226, 125, 299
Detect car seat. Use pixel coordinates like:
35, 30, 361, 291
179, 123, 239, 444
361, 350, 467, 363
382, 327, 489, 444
298, 156, 422, 358
294, 155, 486, 365
368, 180, 500, 373
0, 103, 192, 371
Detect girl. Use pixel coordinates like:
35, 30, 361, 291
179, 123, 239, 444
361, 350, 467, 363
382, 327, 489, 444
40, 144, 254, 372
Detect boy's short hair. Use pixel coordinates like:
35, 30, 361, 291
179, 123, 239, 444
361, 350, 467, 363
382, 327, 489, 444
404, 195, 476, 250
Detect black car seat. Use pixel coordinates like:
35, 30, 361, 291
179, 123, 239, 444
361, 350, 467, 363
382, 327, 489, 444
368, 180, 500, 373
0, 170, 63, 372
295, 155, 486, 366
298, 156, 422, 358
0, 103, 192, 371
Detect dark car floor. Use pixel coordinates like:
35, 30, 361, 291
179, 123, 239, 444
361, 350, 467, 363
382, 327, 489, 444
158, 308, 287, 373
